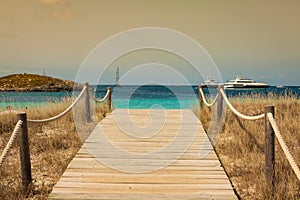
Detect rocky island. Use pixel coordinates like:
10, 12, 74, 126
0, 73, 83, 92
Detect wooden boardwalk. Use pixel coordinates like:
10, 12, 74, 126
48, 109, 237, 200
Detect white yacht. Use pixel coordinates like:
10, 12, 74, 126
201, 76, 220, 88
224, 75, 269, 89
276, 85, 284, 89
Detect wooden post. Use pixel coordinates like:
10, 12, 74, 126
217, 85, 224, 122
107, 87, 112, 110
265, 105, 275, 196
198, 86, 203, 109
17, 112, 32, 191
84, 82, 91, 122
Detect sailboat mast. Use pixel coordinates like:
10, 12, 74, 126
115, 67, 120, 85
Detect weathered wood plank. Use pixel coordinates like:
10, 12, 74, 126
53, 182, 234, 192
48, 193, 236, 200
57, 177, 230, 185
48, 109, 237, 200
67, 158, 222, 167
61, 172, 229, 179
65, 166, 226, 173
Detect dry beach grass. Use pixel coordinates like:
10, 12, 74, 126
197, 93, 300, 199
1, 91, 299, 199
0, 97, 110, 200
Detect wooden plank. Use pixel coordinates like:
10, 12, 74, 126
65, 166, 226, 173
57, 177, 231, 185
52, 183, 234, 193
83, 143, 214, 149
67, 158, 221, 167
75, 154, 219, 160
77, 148, 215, 154
48, 193, 236, 200
62, 169, 228, 176
65, 167, 227, 174
51, 185, 234, 192
48, 109, 237, 200
76, 150, 217, 157
61, 172, 229, 179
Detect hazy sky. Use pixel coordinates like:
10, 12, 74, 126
0, 0, 299, 85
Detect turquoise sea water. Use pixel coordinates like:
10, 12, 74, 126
0, 85, 299, 110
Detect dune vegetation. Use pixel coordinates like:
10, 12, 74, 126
0, 97, 110, 200
1, 89, 299, 200
196, 93, 300, 199
0, 73, 83, 92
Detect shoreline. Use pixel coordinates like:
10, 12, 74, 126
0, 88, 81, 92
1, 91, 299, 110
0, 73, 84, 92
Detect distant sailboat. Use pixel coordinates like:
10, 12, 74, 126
114, 66, 121, 87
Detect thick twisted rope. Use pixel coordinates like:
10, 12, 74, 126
198, 87, 219, 107
27, 86, 87, 123
267, 113, 300, 181
0, 120, 23, 167
90, 89, 111, 103
220, 88, 265, 120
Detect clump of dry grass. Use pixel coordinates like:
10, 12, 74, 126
0, 97, 110, 200
196, 93, 300, 199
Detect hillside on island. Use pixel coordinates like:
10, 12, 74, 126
0, 73, 83, 92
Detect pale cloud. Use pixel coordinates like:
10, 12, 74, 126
38, 0, 64, 6
0, 14, 14, 23
0, 14, 17, 38
52, 9, 76, 20
0, 30, 17, 38
38, 0, 77, 20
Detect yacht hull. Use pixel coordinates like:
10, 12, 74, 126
224, 85, 269, 89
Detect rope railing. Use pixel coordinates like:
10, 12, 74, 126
1, 85, 112, 123
0, 120, 23, 167
0, 83, 112, 190
267, 113, 300, 181
89, 88, 111, 103
220, 88, 265, 120
198, 87, 219, 107
27, 86, 87, 123
198, 85, 300, 193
